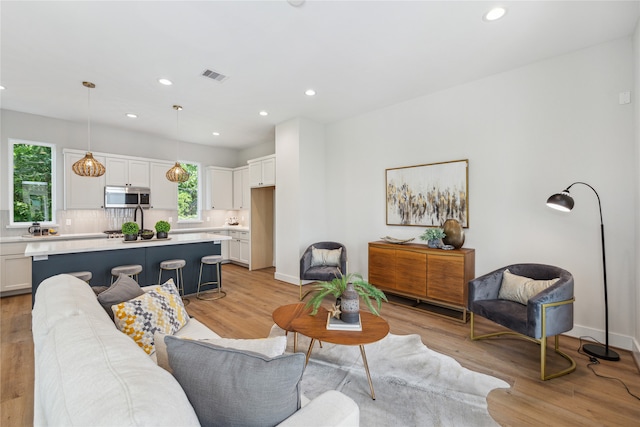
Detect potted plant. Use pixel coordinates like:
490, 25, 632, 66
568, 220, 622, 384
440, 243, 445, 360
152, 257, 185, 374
304, 273, 387, 322
140, 229, 154, 240
420, 227, 446, 248
155, 220, 171, 239
122, 222, 140, 241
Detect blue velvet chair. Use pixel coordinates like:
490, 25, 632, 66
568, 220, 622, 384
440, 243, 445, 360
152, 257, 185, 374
468, 263, 576, 380
299, 242, 347, 300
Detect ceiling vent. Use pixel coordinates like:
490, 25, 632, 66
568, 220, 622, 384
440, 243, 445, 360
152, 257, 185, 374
201, 69, 229, 83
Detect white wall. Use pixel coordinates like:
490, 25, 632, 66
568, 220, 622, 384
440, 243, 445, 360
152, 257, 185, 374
323, 37, 637, 349
238, 141, 276, 166
274, 118, 327, 284
633, 19, 640, 358
274, 119, 302, 283
0, 109, 241, 212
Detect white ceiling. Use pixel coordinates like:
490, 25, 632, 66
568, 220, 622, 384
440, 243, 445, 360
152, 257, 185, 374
1, 1, 638, 149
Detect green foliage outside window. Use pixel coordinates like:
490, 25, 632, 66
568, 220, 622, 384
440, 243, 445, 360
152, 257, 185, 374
178, 163, 199, 220
12, 142, 54, 223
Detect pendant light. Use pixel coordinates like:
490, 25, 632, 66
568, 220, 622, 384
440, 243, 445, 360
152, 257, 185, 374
72, 82, 106, 177
166, 105, 190, 183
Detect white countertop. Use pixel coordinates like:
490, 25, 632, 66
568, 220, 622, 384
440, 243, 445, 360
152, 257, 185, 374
0, 225, 249, 244
25, 232, 231, 257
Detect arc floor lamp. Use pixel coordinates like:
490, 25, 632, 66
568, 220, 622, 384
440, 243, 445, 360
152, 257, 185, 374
546, 182, 620, 361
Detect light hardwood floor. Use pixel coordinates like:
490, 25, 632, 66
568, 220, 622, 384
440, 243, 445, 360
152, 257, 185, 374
2, 264, 639, 426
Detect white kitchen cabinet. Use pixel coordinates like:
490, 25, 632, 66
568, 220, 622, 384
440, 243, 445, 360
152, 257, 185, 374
206, 167, 233, 210
149, 161, 178, 210
228, 230, 249, 265
64, 151, 107, 209
248, 155, 275, 187
233, 167, 250, 209
217, 231, 230, 262
0, 243, 32, 295
106, 157, 150, 187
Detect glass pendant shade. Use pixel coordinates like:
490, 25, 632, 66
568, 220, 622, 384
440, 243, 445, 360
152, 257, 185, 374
73, 81, 106, 177
72, 152, 106, 177
166, 161, 190, 183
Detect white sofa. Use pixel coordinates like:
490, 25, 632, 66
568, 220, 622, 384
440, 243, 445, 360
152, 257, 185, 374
32, 274, 359, 426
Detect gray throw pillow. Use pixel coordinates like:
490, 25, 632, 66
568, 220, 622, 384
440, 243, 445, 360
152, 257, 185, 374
96, 274, 144, 319
165, 336, 305, 427
91, 285, 109, 296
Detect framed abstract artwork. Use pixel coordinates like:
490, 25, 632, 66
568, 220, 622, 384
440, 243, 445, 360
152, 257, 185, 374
386, 159, 469, 227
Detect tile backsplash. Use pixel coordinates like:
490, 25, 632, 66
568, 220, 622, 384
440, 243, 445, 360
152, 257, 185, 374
1, 208, 247, 238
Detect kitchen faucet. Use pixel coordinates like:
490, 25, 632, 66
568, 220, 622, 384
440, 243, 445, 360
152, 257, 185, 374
133, 205, 144, 233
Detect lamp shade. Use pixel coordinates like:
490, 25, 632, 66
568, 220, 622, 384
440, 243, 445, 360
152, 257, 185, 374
546, 190, 574, 212
166, 162, 190, 183
72, 152, 105, 177
72, 81, 106, 177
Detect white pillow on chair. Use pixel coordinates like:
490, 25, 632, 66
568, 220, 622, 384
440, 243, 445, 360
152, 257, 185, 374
310, 246, 342, 267
498, 269, 559, 305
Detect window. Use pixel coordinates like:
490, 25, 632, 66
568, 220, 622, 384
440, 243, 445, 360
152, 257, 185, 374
178, 162, 201, 221
10, 140, 56, 225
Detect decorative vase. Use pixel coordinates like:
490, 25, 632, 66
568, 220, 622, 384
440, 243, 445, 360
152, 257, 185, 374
124, 234, 138, 241
442, 219, 465, 249
340, 282, 360, 323
427, 239, 442, 248
156, 231, 168, 239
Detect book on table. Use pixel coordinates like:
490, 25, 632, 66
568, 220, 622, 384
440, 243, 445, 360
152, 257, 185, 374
326, 313, 362, 331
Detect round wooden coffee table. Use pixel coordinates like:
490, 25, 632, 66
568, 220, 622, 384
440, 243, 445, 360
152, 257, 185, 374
290, 306, 390, 400
272, 303, 311, 352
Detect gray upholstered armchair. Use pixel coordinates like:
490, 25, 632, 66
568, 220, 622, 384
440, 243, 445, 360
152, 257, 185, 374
468, 263, 576, 380
299, 242, 347, 300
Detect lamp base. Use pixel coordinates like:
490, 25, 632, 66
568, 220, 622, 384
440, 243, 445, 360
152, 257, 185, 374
583, 343, 620, 361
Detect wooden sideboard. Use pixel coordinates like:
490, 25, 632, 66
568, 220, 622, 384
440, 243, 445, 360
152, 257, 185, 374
368, 241, 475, 321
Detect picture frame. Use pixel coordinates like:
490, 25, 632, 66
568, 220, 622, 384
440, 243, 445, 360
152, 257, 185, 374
386, 159, 469, 227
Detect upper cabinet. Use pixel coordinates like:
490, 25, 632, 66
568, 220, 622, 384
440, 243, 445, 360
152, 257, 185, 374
233, 167, 250, 209
105, 157, 150, 187
248, 155, 275, 187
64, 150, 106, 209
149, 161, 178, 210
206, 167, 233, 210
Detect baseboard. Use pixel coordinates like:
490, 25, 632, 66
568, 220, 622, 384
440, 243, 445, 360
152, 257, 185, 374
566, 324, 633, 351
632, 338, 640, 373
273, 271, 298, 285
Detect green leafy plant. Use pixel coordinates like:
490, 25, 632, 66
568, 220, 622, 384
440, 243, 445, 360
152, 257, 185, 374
420, 227, 446, 241
122, 221, 140, 236
304, 273, 387, 316
155, 220, 171, 233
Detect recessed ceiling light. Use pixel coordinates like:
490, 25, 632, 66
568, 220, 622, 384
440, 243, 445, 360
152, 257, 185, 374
0, 85, 5, 90
158, 78, 173, 86
125, 113, 138, 118
305, 89, 316, 96
483, 7, 507, 22
259, 111, 268, 116
212, 132, 220, 136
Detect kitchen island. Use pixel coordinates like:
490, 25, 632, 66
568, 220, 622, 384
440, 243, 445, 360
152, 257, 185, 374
26, 232, 231, 301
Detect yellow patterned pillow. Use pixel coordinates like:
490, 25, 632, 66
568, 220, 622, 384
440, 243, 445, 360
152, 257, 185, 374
113, 279, 189, 354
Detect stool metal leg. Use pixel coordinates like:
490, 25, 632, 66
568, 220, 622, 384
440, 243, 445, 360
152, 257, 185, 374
196, 261, 226, 301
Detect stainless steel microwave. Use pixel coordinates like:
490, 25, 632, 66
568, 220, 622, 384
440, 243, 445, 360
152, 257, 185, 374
104, 186, 151, 208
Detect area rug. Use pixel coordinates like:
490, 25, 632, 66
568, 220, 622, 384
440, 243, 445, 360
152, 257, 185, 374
270, 325, 509, 427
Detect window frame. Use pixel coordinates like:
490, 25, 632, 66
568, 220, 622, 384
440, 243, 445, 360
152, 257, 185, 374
177, 160, 202, 223
9, 139, 57, 227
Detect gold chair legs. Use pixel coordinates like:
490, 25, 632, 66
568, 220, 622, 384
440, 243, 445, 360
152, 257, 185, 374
470, 298, 576, 381
299, 280, 313, 301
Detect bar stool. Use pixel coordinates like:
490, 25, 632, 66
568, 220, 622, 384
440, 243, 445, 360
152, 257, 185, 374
67, 271, 92, 284
110, 264, 143, 284
197, 255, 226, 300
158, 259, 187, 298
